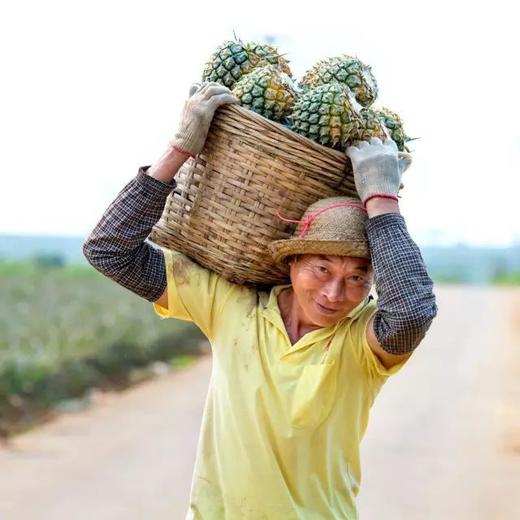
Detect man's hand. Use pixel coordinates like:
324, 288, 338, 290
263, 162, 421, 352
346, 138, 412, 205
170, 82, 239, 157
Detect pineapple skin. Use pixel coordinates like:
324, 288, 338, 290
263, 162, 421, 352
288, 83, 363, 150
245, 43, 292, 76
374, 107, 411, 151
355, 108, 388, 142
232, 65, 297, 122
202, 41, 251, 88
300, 55, 378, 108
202, 40, 292, 89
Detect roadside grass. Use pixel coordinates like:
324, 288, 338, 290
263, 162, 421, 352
491, 272, 520, 286
432, 272, 520, 286
0, 262, 206, 438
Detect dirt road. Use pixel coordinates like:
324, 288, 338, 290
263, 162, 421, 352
0, 357, 212, 520
0, 286, 519, 519
357, 286, 520, 519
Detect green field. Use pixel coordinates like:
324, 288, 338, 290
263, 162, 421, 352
0, 261, 205, 437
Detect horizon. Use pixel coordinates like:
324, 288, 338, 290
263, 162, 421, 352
1, 232, 519, 250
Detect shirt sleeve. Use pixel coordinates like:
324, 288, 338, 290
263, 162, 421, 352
82, 166, 174, 303
151, 246, 244, 341
365, 213, 438, 355
349, 301, 411, 381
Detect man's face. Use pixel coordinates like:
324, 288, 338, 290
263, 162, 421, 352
288, 254, 373, 328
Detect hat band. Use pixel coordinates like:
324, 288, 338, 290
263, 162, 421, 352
275, 202, 367, 239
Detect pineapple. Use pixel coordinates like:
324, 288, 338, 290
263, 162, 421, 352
373, 107, 411, 151
232, 65, 297, 122
245, 42, 291, 76
354, 108, 388, 142
288, 83, 362, 149
202, 40, 291, 89
300, 55, 378, 107
201, 42, 410, 153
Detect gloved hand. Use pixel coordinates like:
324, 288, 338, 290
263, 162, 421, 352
346, 137, 412, 205
170, 82, 239, 158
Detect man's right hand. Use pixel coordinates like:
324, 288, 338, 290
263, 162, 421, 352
170, 82, 239, 158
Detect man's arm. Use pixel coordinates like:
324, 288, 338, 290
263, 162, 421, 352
82, 147, 188, 305
346, 139, 438, 370
146, 146, 195, 307
364, 198, 437, 369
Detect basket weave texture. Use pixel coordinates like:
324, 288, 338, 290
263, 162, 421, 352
149, 104, 359, 286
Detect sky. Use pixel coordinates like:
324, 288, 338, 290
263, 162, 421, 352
1, 0, 518, 247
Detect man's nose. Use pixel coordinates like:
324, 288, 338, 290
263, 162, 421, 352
322, 279, 345, 302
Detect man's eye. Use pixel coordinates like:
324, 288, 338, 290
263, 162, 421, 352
317, 266, 328, 274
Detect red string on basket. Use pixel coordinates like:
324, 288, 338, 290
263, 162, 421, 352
275, 202, 367, 239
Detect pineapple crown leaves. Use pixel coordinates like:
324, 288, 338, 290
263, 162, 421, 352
401, 136, 420, 153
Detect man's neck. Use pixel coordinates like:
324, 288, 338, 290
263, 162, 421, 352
278, 288, 321, 344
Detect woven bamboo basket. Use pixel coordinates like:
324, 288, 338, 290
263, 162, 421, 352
149, 104, 358, 286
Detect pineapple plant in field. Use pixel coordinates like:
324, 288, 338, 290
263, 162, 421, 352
288, 83, 363, 150
202, 39, 292, 89
300, 55, 378, 108
231, 65, 297, 122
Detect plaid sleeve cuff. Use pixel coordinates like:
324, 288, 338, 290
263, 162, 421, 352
136, 165, 177, 195
366, 212, 438, 355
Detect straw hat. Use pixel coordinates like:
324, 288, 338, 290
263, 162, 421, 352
268, 196, 370, 264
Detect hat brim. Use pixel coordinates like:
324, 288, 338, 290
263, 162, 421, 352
268, 239, 371, 264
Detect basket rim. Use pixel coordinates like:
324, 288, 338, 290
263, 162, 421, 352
216, 104, 348, 163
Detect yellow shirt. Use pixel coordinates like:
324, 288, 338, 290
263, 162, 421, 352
153, 248, 409, 519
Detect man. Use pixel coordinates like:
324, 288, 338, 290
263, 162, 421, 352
83, 82, 437, 519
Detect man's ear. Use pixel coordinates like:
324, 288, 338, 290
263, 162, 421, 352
287, 254, 298, 267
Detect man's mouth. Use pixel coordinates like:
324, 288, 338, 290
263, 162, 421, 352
315, 301, 338, 314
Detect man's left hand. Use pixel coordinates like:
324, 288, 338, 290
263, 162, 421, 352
346, 138, 412, 205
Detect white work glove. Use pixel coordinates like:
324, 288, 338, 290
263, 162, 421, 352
170, 81, 239, 157
346, 138, 412, 205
